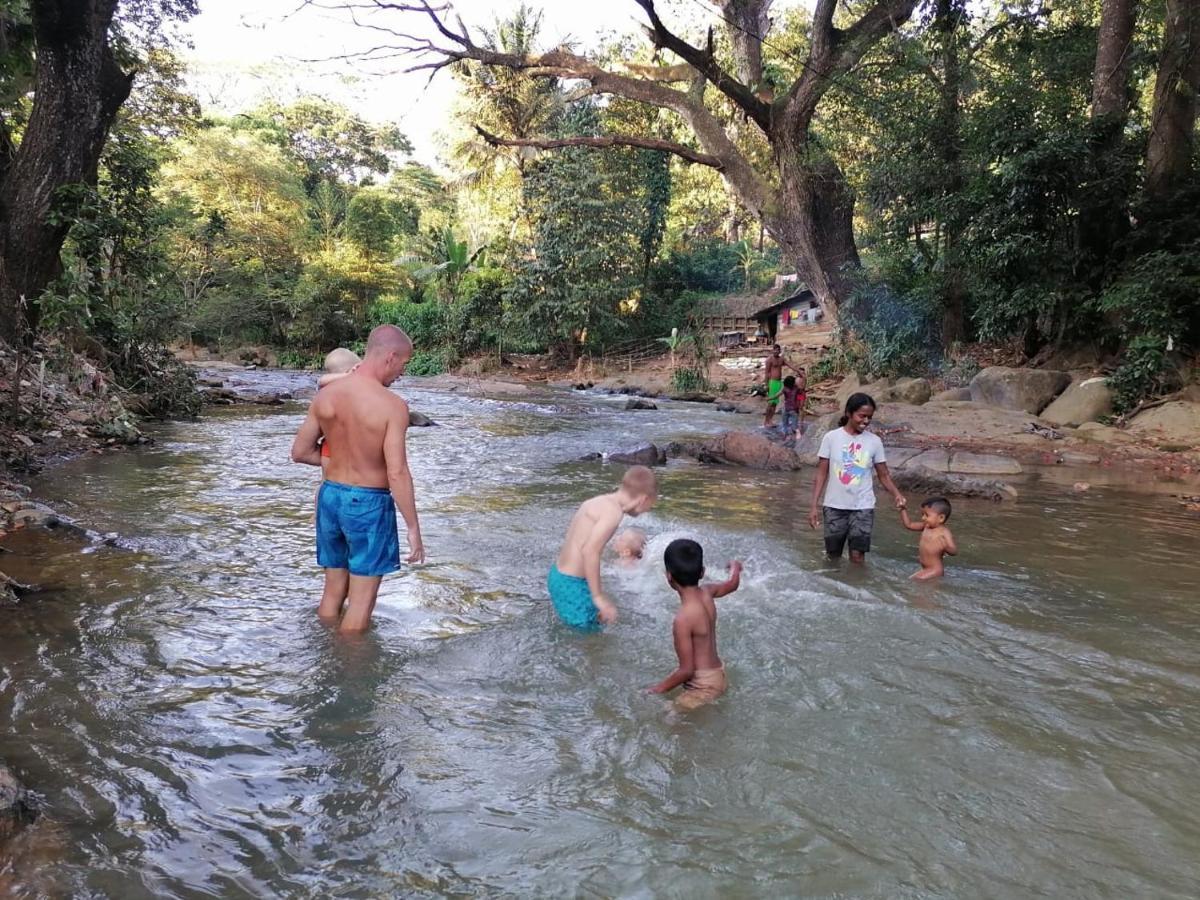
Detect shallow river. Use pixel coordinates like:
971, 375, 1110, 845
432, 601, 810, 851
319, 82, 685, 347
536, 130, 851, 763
2, 373, 1199, 898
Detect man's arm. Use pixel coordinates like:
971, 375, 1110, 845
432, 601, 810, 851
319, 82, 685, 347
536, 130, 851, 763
317, 371, 350, 388
899, 509, 924, 531
875, 462, 907, 509
808, 458, 830, 529
582, 502, 624, 624
649, 613, 696, 694
709, 561, 743, 599
382, 398, 425, 563
290, 406, 324, 466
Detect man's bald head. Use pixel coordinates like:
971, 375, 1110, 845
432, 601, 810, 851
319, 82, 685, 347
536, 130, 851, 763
363, 324, 413, 386
366, 325, 413, 358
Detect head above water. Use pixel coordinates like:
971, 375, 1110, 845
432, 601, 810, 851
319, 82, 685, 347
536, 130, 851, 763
323, 347, 360, 375
921, 497, 952, 524
614, 528, 647, 560
619, 465, 657, 515
664, 538, 704, 588
363, 325, 413, 385
839, 392, 877, 432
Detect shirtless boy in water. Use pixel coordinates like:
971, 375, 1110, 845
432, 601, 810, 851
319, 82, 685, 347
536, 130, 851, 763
548, 467, 657, 631
649, 539, 742, 710
899, 497, 958, 580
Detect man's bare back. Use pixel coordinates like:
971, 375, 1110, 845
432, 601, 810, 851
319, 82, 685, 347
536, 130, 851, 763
310, 374, 406, 489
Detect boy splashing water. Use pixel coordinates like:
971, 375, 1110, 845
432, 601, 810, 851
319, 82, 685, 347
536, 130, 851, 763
900, 497, 958, 580
649, 539, 742, 710
549, 467, 657, 631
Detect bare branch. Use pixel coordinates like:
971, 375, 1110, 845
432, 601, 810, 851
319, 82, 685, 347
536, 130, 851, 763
632, 0, 771, 131
474, 126, 725, 169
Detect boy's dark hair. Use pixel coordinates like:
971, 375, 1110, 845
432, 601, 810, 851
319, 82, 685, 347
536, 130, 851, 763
664, 538, 704, 587
839, 392, 877, 427
922, 497, 952, 520
783, 375, 796, 388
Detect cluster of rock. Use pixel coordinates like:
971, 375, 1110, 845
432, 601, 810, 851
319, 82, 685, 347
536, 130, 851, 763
834, 366, 1200, 451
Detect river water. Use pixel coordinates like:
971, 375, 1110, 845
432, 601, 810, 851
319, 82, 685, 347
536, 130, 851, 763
2, 372, 1198, 898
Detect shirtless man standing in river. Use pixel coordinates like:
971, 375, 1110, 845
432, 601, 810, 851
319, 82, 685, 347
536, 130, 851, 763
291, 325, 424, 633
763, 344, 800, 429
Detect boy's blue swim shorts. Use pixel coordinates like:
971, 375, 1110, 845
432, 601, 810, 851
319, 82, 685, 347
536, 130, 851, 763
316, 480, 400, 577
547, 565, 601, 632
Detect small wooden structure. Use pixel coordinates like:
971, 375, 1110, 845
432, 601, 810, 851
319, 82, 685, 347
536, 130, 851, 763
752, 288, 821, 342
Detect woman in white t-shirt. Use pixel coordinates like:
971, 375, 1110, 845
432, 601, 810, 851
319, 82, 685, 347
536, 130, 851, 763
807, 393, 907, 563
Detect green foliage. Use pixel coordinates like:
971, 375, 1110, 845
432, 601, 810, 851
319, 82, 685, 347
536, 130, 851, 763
405, 348, 456, 377
809, 344, 861, 382
671, 367, 709, 393
504, 103, 670, 356
367, 296, 446, 347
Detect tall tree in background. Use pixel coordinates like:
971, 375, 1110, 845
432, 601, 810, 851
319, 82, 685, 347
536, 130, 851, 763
1144, 0, 1200, 203
378, 0, 919, 320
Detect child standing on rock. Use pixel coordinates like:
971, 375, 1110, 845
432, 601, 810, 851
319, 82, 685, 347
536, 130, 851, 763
807, 393, 907, 563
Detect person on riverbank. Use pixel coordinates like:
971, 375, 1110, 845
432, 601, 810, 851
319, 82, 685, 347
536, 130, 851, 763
291, 325, 424, 633
648, 539, 742, 710
900, 497, 958, 580
807, 393, 907, 563
549, 467, 657, 631
763, 344, 801, 429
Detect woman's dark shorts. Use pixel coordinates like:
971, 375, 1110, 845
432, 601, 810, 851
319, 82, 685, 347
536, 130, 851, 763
822, 507, 875, 556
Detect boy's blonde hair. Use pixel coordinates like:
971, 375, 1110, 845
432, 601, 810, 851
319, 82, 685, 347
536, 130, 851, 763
324, 347, 361, 374
621, 465, 658, 499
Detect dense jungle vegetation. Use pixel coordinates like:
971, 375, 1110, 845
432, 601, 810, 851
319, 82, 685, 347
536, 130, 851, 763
0, 0, 1196, 416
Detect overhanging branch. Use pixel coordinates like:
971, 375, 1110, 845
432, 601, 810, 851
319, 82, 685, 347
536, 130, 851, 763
632, 0, 771, 131
475, 126, 725, 169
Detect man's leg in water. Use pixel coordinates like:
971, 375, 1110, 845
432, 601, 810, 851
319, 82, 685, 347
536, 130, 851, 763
319, 568, 350, 621
340, 575, 383, 632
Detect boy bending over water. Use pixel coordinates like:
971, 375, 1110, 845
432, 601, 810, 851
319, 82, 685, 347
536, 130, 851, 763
649, 539, 742, 710
900, 497, 958, 580
549, 467, 657, 630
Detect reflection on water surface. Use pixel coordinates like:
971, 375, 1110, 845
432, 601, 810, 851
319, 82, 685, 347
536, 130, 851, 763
1, 374, 1198, 898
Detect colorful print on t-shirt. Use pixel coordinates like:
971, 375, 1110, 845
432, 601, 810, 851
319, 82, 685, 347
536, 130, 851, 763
837, 441, 871, 487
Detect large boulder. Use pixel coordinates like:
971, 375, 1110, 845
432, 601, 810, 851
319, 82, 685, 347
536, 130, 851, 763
969, 367, 1071, 413
931, 387, 972, 402
669, 392, 716, 403
796, 411, 839, 460
1040, 377, 1113, 427
1127, 401, 1200, 449
624, 397, 658, 411
609, 444, 667, 466
835, 373, 862, 408
894, 465, 1018, 502
667, 432, 803, 470
863, 377, 933, 406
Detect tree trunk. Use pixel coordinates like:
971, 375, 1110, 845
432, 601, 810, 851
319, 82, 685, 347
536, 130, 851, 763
1077, 0, 1139, 275
0, 0, 131, 344
719, 0, 775, 93
772, 138, 860, 322
1144, 0, 1200, 201
934, 0, 967, 348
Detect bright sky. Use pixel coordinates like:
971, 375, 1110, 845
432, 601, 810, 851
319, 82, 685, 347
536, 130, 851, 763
184, 0, 806, 167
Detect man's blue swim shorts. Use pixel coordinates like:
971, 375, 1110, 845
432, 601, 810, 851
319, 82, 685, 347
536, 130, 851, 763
316, 480, 400, 577
547, 564, 601, 631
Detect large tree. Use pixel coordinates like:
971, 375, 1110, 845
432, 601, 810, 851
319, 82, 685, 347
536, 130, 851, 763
365, 0, 920, 319
0, 0, 191, 343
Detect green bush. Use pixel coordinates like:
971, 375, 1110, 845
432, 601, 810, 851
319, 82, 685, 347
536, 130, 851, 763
367, 295, 446, 348
405, 347, 458, 377
671, 366, 709, 393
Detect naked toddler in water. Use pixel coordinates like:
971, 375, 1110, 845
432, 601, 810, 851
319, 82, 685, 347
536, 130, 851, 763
899, 497, 958, 580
